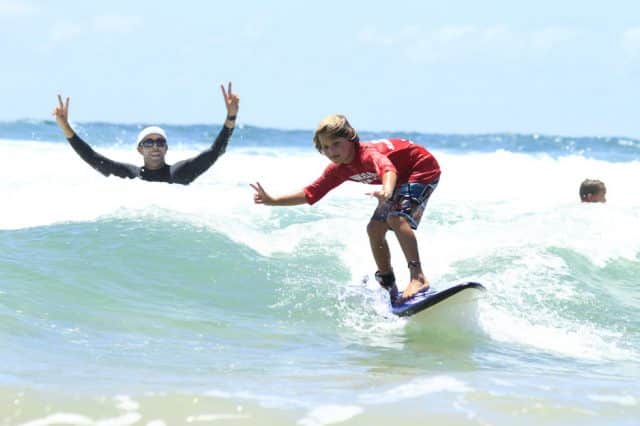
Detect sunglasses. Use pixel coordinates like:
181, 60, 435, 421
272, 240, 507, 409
139, 138, 167, 148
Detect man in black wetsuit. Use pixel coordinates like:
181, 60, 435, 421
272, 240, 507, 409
52, 82, 240, 185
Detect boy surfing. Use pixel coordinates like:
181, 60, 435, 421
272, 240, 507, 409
251, 115, 440, 306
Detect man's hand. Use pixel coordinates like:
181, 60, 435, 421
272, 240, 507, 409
221, 81, 240, 124
52, 94, 74, 138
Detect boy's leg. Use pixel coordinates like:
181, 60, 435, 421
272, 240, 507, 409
385, 180, 438, 304
367, 220, 392, 274
387, 215, 429, 302
367, 219, 399, 303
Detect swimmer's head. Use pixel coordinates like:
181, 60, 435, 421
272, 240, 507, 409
579, 179, 606, 203
136, 126, 168, 169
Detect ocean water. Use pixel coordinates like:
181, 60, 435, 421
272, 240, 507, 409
1, 120, 639, 425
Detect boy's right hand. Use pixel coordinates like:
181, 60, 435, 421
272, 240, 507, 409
251, 182, 274, 205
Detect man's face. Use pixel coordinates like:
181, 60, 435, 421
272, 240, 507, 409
137, 133, 168, 168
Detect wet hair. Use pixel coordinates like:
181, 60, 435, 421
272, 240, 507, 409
312, 114, 359, 152
579, 179, 606, 201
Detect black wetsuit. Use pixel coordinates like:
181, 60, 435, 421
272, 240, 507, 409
66, 125, 234, 185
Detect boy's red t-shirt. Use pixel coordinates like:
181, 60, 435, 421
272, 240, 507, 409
303, 138, 441, 205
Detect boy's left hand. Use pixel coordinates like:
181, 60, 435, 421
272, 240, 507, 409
367, 189, 392, 204
367, 171, 396, 204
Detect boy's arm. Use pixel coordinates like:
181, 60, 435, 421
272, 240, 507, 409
368, 170, 397, 202
366, 148, 398, 202
252, 162, 345, 207
251, 182, 307, 206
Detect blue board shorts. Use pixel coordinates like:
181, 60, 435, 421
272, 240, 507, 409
370, 179, 439, 230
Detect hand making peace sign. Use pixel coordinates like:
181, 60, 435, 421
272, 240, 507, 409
220, 81, 240, 118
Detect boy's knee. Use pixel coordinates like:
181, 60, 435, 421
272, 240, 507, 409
367, 220, 387, 238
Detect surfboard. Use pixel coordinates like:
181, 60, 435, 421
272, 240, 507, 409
391, 282, 486, 317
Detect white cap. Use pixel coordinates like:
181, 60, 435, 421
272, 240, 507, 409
136, 126, 167, 144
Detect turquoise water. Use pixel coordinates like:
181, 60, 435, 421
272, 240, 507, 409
1, 122, 639, 425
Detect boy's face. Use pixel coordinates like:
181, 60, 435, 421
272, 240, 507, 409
319, 136, 355, 164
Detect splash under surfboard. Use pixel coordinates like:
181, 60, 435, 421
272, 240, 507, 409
391, 282, 486, 317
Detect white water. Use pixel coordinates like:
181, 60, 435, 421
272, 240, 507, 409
2, 138, 640, 366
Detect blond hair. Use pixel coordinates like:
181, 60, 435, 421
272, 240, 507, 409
312, 114, 359, 152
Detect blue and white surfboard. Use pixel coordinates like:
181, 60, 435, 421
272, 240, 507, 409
391, 282, 486, 317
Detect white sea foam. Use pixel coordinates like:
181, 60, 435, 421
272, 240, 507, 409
297, 405, 363, 426
18, 412, 142, 426
18, 413, 93, 426
587, 394, 638, 406
2, 139, 639, 364
359, 375, 472, 404
114, 394, 139, 411
185, 413, 251, 422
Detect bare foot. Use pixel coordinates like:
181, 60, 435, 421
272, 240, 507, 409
395, 278, 430, 306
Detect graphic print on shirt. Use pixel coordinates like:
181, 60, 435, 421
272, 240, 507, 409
368, 139, 397, 150
348, 140, 395, 182
349, 172, 379, 183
